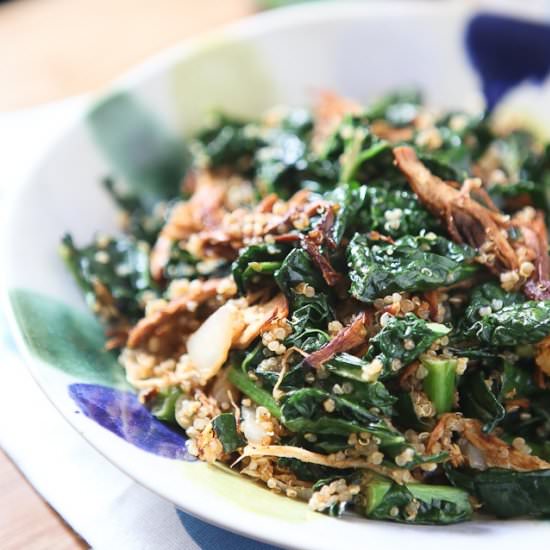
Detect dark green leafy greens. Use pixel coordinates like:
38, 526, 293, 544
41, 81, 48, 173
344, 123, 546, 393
468, 301, 550, 347
364, 314, 450, 377
280, 388, 445, 466
347, 233, 478, 302
360, 477, 472, 524
211, 413, 246, 453
459, 282, 526, 339
459, 370, 505, 432
255, 109, 319, 197
232, 243, 287, 294
446, 467, 550, 518
319, 114, 394, 184
280, 388, 401, 443
195, 114, 264, 173
227, 365, 281, 419
60, 233, 154, 322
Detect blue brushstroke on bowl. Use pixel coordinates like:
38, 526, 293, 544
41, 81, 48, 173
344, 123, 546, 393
176, 509, 282, 550
466, 13, 550, 110
68, 383, 195, 460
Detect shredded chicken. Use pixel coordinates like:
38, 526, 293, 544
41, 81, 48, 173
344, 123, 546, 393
514, 209, 550, 299
127, 278, 233, 349
462, 418, 550, 471
393, 146, 522, 278
242, 445, 391, 478
150, 171, 227, 280
233, 294, 289, 349
426, 413, 465, 467
427, 413, 550, 471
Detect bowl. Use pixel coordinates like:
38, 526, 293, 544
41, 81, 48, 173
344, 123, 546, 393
3, 2, 550, 548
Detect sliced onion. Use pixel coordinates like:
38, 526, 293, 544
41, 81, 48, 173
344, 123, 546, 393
463, 440, 487, 471
241, 406, 268, 445
187, 302, 244, 383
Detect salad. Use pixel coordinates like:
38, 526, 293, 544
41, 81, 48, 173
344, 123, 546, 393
62, 90, 550, 524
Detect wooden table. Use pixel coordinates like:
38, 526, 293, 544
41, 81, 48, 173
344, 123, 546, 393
0, 1, 253, 548
0, 0, 254, 111
0, 450, 86, 549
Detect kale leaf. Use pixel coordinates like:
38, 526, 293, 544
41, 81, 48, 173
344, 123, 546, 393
469, 301, 550, 347
393, 392, 435, 432
227, 366, 282, 419
275, 248, 326, 298
275, 248, 334, 351
360, 477, 472, 524
446, 467, 550, 518
280, 388, 405, 448
358, 185, 440, 239
278, 457, 351, 483
319, 115, 395, 183
211, 413, 246, 453
364, 314, 450, 377
195, 113, 264, 174
488, 130, 538, 182
324, 353, 397, 415
500, 360, 539, 399
60, 233, 155, 322
280, 388, 445, 466
255, 109, 316, 197
459, 369, 505, 432
347, 233, 478, 302
102, 177, 168, 244
488, 143, 550, 220
460, 282, 526, 339
324, 182, 368, 246
500, 390, 550, 449
417, 112, 492, 181
232, 243, 287, 294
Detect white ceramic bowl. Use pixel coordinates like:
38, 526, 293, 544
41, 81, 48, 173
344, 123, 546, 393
3, 2, 550, 548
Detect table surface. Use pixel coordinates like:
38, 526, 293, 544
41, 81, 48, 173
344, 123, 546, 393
0, 1, 252, 548
0, 0, 254, 111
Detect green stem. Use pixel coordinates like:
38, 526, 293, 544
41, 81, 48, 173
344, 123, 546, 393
421, 356, 457, 414
227, 365, 282, 419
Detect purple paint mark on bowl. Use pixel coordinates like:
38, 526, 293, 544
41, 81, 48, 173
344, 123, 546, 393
466, 14, 550, 110
69, 383, 195, 460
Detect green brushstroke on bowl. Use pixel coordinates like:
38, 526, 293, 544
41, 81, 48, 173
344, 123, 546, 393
9, 289, 130, 389
181, 460, 318, 523
86, 92, 190, 211
171, 37, 278, 133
